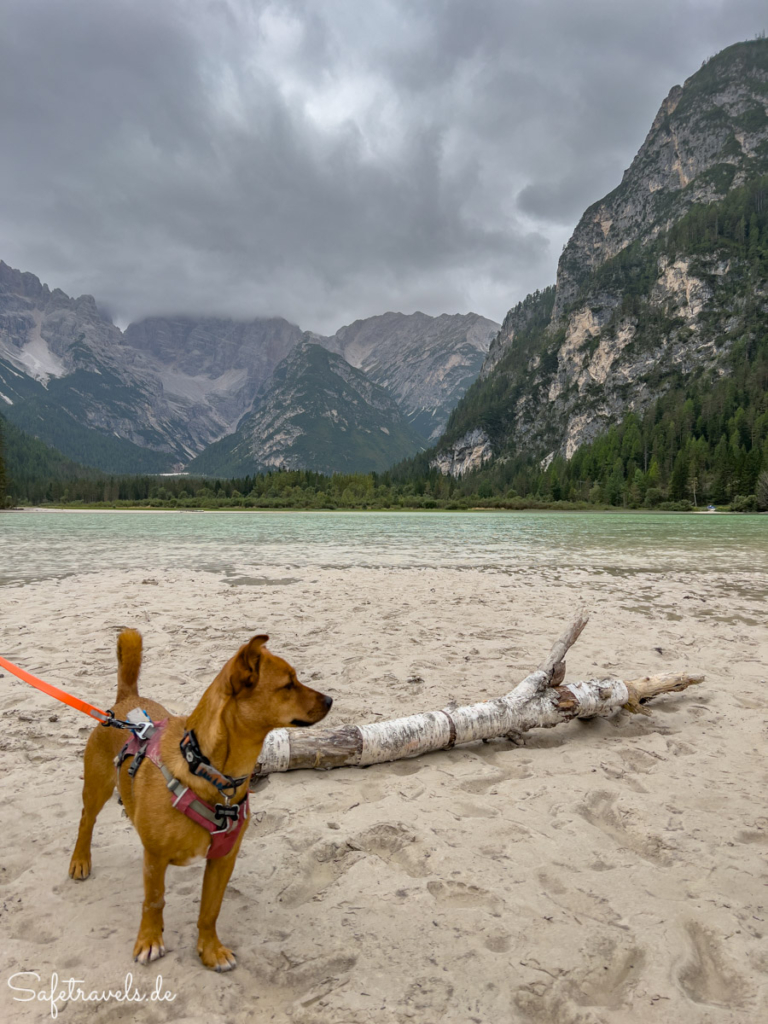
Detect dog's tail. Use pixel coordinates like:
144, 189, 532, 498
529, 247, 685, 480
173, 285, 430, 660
116, 628, 143, 702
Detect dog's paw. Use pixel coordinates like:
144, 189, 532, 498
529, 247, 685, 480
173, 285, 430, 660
68, 855, 91, 880
198, 941, 237, 972
133, 937, 166, 965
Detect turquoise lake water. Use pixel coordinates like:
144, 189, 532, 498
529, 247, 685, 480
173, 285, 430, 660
1, 510, 767, 586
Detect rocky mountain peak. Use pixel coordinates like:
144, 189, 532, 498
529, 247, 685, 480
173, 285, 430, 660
327, 310, 499, 441
648, 84, 684, 134
2, 258, 498, 475
433, 38, 768, 478
553, 37, 768, 318
188, 338, 425, 477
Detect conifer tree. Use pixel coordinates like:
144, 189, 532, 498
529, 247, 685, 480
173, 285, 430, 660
0, 417, 7, 506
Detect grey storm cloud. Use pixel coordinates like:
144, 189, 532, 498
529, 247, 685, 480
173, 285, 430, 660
0, 0, 765, 333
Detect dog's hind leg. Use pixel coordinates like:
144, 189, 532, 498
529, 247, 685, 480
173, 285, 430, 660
196, 836, 246, 971
68, 730, 117, 880
133, 849, 169, 964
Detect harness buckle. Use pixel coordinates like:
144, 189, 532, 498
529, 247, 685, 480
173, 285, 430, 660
127, 747, 147, 777
179, 729, 248, 796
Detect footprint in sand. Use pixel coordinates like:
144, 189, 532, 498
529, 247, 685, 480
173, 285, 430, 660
483, 930, 512, 953
512, 985, 588, 1024
249, 810, 289, 836
174, 884, 198, 896
537, 869, 567, 896
537, 870, 628, 930
277, 837, 364, 907
346, 821, 426, 878
403, 976, 454, 1015
736, 829, 768, 845
678, 921, 752, 1008
566, 937, 645, 1009
9, 914, 61, 944
277, 822, 426, 906
666, 738, 695, 757
577, 790, 672, 865
427, 879, 499, 912
264, 950, 358, 990
0, 857, 39, 886
457, 771, 508, 794
451, 799, 499, 819
356, 780, 388, 804
618, 748, 663, 774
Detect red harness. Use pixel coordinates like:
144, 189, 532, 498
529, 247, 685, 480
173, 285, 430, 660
118, 721, 249, 859
0, 657, 250, 858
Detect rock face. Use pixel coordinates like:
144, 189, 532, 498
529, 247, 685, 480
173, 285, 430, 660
122, 315, 306, 444
435, 38, 768, 474
0, 261, 187, 471
1, 258, 497, 475
327, 312, 498, 441
0, 270, 311, 471
0, 264, 307, 471
187, 341, 426, 477
429, 429, 493, 477
554, 43, 768, 319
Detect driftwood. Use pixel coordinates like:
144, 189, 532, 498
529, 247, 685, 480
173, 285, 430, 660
252, 611, 703, 778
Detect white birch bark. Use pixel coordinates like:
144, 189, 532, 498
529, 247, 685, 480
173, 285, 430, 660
253, 613, 703, 778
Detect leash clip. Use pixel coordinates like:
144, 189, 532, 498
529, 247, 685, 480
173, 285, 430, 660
126, 708, 156, 741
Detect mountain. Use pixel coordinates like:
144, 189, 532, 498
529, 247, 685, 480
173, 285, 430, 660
121, 315, 306, 444
434, 38, 768, 476
0, 259, 312, 472
0, 262, 183, 471
188, 341, 425, 476
1, 258, 497, 476
325, 312, 498, 441
0, 409, 97, 486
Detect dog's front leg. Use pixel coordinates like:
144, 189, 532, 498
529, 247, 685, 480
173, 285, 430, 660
133, 850, 169, 964
196, 839, 245, 972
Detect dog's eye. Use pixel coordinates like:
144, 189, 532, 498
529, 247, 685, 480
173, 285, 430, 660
282, 681, 296, 691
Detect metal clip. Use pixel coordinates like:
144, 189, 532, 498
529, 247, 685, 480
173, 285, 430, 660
126, 708, 155, 741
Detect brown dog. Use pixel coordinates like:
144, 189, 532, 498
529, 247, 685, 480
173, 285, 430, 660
69, 628, 331, 970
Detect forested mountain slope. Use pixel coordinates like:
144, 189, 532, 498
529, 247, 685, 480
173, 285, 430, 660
432, 38, 768, 501
188, 342, 425, 476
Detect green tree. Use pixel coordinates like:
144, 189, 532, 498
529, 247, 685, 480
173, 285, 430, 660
0, 417, 6, 505
669, 450, 690, 500
757, 470, 768, 511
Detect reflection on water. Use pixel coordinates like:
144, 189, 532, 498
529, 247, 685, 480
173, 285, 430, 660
0, 510, 767, 586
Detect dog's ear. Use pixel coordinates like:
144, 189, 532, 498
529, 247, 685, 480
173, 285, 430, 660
231, 634, 269, 694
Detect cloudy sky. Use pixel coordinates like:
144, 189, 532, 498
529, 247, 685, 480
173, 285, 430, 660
1, 0, 765, 333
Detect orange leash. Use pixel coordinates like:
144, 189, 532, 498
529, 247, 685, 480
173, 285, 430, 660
0, 654, 111, 723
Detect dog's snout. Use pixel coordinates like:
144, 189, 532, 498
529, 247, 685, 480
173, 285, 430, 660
322, 694, 333, 711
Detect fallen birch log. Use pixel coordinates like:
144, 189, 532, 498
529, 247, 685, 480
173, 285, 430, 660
252, 611, 703, 778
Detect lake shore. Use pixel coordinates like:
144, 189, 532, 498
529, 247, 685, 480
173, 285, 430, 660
1, 549, 766, 1023
2, 503, 742, 514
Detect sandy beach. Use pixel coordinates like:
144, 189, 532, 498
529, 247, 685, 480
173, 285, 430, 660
0, 552, 766, 1023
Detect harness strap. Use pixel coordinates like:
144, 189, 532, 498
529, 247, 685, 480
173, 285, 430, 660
159, 765, 223, 827
116, 721, 250, 859
179, 729, 249, 797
